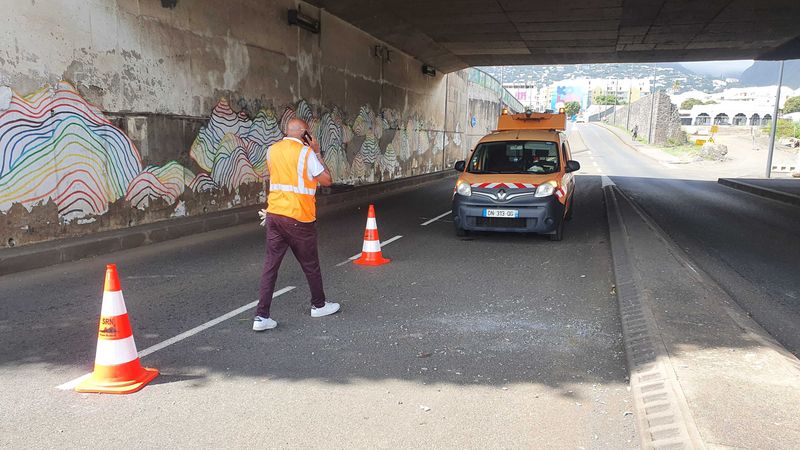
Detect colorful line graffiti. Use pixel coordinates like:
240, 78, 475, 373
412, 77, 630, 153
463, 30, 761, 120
0, 82, 456, 238
189, 98, 282, 189
0, 82, 143, 221
125, 161, 195, 209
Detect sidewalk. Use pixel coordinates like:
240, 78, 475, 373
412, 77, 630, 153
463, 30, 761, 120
604, 178, 800, 449
718, 178, 800, 206
595, 123, 683, 164
0, 171, 455, 275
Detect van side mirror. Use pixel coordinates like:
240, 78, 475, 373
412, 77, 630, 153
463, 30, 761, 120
454, 160, 466, 172
565, 160, 581, 173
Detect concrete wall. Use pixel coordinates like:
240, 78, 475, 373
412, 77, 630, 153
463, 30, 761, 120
0, 0, 510, 247
601, 92, 685, 145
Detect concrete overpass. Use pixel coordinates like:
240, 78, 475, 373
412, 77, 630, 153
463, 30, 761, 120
306, 0, 800, 71
3, 3, 800, 449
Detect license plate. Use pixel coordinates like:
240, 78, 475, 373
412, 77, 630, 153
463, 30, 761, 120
483, 209, 519, 218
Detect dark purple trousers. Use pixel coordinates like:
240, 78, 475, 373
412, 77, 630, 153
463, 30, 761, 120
256, 213, 326, 318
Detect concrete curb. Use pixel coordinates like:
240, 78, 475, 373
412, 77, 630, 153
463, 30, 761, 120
0, 171, 455, 276
717, 178, 800, 207
603, 182, 706, 450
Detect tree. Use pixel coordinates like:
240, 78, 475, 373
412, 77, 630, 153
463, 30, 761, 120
592, 94, 619, 105
784, 96, 800, 114
762, 119, 800, 139
680, 98, 705, 110
564, 101, 581, 118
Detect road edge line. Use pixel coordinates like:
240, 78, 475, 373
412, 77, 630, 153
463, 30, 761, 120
56, 286, 296, 391
603, 183, 706, 450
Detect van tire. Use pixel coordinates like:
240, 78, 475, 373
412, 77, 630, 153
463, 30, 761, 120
549, 219, 564, 241
564, 197, 574, 221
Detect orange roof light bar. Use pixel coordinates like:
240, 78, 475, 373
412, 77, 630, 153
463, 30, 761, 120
496, 111, 566, 131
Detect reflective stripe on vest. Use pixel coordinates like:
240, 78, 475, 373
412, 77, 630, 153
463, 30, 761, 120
269, 146, 317, 196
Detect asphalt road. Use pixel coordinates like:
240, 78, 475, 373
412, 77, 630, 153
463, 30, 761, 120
0, 169, 636, 447
578, 123, 800, 356
2, 123, 797, 448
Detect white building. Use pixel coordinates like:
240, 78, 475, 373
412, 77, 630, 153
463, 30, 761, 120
681, 102, 775, 126
677, 86, 798, 126
503, 83, 539, 109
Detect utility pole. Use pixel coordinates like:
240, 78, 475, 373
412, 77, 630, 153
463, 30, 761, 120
648, 66, 657, 144
499, 66, 506, 116
765, 60, 785, 178
626, 85, 632, 131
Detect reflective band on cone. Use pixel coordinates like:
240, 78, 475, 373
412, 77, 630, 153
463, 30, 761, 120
354, 204, 391, 266
362, 239, 382, 253
75, 264, 158, 394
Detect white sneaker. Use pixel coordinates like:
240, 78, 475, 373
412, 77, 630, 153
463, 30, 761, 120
253, 316, 277, 331
311, 302, 341, 318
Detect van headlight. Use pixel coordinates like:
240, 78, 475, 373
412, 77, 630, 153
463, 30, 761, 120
535, 182, 557, 197
456, 181, 472, 197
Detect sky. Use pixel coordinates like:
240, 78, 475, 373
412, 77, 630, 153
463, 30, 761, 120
680, 60, 754, 77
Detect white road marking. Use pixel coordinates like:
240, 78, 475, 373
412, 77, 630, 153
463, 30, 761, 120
420, 210, 452, 226
335, 235, 403, 267
125, 275, 177, 279
56, 286, 296, 390
601, 176, 616, 188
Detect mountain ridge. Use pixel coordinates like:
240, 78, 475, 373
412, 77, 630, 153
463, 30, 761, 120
480, 60, 800, 93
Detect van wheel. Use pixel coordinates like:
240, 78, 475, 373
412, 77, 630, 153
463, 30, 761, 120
455, 225, 469, 237
565, 198, 574, 221
549, 219, 564, 241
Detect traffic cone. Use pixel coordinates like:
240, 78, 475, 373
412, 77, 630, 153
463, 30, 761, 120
354, 204, 391, 266
75, 264, 158, 394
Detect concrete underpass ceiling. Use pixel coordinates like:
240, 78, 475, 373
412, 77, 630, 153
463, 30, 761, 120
305, 0, 800, 72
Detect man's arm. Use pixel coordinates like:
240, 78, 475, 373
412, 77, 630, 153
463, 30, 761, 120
315, 165, 333, 187
308, 136, 333, 187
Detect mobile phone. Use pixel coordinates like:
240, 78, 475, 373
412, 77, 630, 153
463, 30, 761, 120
302, 131, 312, 145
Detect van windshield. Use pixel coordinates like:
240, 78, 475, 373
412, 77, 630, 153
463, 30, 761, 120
467, 141, 560, 174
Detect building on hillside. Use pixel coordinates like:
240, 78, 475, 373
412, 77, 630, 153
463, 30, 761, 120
680, 102, 776, 126
504, 77, 654, 113
671, 86, 797, 110
585, 78, 651, 104
551, 82, 589, 111
675, 86, 799, 126
503, 83, 539, 110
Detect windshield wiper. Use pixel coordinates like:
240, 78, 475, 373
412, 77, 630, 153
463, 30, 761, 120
469, 170, 499, 174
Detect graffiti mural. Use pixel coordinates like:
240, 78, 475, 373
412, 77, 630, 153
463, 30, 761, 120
0, 82, 143, 221
189, 98, 282, 190
0, 81, 453, 246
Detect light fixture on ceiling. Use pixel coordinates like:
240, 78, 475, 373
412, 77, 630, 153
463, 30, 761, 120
422, 64, 436, 77
288, 9, 320, 34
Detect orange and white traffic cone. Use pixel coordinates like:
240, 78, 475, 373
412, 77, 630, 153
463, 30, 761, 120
75, 264, 158, 394
354, 204, 391, 266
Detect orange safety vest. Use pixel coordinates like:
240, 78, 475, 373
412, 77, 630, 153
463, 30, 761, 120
266, 137, 319, 222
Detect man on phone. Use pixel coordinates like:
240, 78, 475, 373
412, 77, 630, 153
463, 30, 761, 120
253, 118, 339, 331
